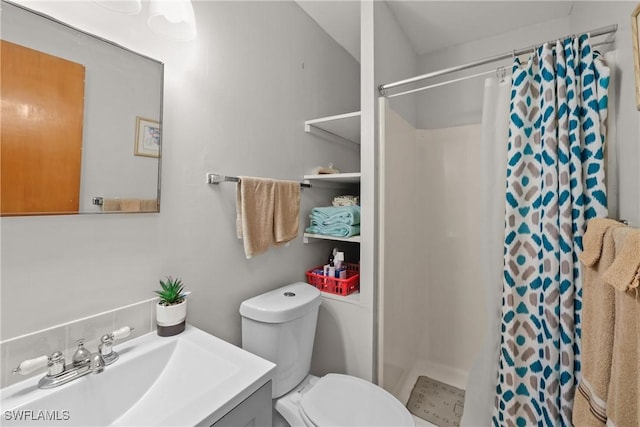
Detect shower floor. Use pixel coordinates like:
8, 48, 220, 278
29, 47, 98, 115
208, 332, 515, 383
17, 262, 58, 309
392, 359, 468, 427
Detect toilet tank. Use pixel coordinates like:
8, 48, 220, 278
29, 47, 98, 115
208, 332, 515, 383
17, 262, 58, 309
240, 282, 321, 398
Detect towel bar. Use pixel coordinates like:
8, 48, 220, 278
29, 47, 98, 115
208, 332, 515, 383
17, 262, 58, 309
206, 173, 311, 188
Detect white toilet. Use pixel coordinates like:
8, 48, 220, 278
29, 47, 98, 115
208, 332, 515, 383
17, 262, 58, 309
240, 282, 414, 427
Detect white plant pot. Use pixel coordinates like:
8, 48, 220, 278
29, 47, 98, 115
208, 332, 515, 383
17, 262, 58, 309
156, 299, 187, 336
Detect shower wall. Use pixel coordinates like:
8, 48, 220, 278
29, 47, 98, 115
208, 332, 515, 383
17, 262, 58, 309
415, 124, 486, 375
380, 99, 486, 396
379, 102, 419, 392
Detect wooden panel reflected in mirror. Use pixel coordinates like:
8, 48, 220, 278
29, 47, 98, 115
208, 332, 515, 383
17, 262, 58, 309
1, 41, 85, 215
1, 1, 163, 216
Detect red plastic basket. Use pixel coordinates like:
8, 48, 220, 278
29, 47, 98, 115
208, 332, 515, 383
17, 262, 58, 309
306, 263, 360, 296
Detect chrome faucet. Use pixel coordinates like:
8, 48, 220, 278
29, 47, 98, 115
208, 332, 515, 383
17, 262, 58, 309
12, 326, 133, 389
72, 338, 94, 367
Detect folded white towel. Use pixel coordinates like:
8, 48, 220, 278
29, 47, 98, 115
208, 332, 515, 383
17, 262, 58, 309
332, 195, 360, 207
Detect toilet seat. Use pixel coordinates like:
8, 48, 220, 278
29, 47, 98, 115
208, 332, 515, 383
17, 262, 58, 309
298, 374, 414, 427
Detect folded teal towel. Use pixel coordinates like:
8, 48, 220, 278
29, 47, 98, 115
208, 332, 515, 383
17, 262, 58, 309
305, 223, 360, 238
309, 206, 360, 226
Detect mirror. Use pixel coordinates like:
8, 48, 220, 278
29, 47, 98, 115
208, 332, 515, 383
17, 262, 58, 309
1, 1, 163, 215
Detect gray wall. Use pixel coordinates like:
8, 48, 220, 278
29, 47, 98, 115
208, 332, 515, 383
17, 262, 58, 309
374, 1, 418, 127
1, 0, 360, 351
412, 2, 639, 226
414, 16, 571, 130
569, 1, 640, 228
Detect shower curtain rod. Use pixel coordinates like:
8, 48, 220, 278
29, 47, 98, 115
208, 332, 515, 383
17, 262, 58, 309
387, 68, 499, 98
378, 24, 617, 95
386, 39, 612, 99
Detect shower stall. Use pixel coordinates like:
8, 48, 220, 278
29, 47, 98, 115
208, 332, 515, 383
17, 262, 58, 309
375, 22, 619, 426
377, 95, 490, 401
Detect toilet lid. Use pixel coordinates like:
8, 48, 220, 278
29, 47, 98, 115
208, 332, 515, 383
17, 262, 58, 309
300, 374, 415, 427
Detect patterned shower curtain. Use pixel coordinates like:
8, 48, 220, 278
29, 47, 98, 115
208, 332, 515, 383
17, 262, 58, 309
493, 35, 610, 427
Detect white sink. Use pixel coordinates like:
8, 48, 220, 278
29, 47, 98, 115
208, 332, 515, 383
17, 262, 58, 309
0, 326, 275, 426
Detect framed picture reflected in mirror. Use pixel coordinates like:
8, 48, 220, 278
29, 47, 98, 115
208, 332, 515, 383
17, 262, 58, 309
134, 117, 160, 158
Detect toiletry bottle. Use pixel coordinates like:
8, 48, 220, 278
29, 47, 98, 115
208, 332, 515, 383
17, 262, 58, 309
335, 252, 346, 278
328, 247, 339, 265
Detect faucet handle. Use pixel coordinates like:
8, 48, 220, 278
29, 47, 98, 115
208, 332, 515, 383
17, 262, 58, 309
99, 326, 134, 365
110, 326, 134, 340
101, 326, 134, 347
12, 355, 49, 375
12, 351, 64, 376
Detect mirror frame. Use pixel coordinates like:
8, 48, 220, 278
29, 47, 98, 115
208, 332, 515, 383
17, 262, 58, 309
1, 0, 164, 215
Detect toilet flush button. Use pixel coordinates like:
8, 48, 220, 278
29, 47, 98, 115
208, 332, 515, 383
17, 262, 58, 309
284, 292, 296, 297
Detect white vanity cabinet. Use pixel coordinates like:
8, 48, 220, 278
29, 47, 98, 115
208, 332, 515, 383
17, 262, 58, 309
211, 381, 272, 427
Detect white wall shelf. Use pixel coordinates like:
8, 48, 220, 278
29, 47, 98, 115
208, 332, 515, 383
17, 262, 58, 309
320, 291, 361, 306
303, 172, 361, 184
304, 111, 361, 145
303, 233, 361, 244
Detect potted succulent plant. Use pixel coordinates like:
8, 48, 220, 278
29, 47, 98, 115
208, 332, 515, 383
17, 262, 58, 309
155, 276, 187, 337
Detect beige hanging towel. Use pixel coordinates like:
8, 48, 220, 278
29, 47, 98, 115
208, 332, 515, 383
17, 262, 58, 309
573, 219, 624, 427
140, 199, 158, 212
273, 180, 300, 245
236, 177, 276, 259
102, 198, 121, 212
120, 198, 141, 212
602, 229, 640, 292
580, 218, 625, 266
102, 198, 155, 212
603, 227, 640, 427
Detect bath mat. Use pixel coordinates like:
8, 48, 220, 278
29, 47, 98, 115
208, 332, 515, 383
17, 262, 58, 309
406, 376, 465, 427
